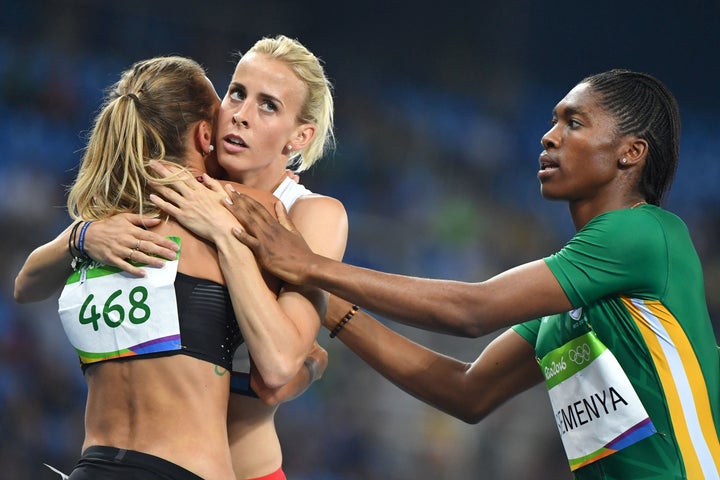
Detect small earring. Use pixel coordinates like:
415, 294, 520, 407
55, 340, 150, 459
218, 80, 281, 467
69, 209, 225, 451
287, 144, 293, 152
621, 157, 628, 164
208, 145, 214, 152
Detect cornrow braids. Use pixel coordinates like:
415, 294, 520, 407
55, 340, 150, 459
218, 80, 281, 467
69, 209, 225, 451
582, 69, 681, 206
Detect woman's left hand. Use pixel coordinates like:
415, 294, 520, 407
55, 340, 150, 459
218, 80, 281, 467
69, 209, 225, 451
148, 161, 239, 242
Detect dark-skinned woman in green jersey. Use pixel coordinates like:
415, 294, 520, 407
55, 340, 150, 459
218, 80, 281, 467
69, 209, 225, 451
153, 69, 720, 479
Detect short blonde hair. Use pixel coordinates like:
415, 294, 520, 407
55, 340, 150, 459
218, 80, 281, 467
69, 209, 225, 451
67, 56, 216, 220
247, 35, 335, 172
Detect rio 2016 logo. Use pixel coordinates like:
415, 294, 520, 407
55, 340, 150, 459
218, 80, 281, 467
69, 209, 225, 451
568, 343, 591, 365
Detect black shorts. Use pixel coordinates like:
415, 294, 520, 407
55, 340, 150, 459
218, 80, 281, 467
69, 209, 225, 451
67, 446, 203, 480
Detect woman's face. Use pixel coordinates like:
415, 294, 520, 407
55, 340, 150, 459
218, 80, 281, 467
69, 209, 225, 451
538, 82, 626, 203
215, 52, 308, 189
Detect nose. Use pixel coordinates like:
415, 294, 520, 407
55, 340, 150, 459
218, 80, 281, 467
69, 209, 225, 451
540, 125, 558, 149
232, 112, 249, 127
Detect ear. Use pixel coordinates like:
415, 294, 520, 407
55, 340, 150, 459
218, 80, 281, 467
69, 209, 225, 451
286, 123, 316, 152
195, 120, 214, 155
619, 137, 648, 167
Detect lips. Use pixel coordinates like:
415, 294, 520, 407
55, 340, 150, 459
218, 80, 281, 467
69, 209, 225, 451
221, 133, 249, 154
537, 152, 559, 182
224, 134, 247, 147
539, 152, 559, 170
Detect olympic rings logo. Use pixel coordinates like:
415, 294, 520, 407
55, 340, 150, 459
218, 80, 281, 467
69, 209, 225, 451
568, 343, 591, 365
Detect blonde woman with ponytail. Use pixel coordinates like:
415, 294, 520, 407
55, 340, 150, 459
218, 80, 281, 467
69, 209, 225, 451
17, 56, 283, 480
16, 35, 348, 480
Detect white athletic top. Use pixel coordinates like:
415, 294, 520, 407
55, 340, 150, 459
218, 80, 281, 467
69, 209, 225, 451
273, 176, 313, 210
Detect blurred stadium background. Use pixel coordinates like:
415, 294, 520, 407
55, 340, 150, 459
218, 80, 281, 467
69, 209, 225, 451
2, 1, 718, 478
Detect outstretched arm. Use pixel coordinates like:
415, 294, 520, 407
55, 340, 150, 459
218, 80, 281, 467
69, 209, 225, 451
14, 214, 179, 303
323, 295, 543, 423
226, 191, 572, 337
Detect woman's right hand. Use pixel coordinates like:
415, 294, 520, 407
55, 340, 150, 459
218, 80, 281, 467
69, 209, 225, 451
84, 214, 179, 276
148, 161, 240, 243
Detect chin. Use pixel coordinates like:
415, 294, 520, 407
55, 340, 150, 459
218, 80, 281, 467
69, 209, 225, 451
539, 187, 564, 202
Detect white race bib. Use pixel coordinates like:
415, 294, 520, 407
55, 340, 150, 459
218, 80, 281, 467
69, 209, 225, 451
58, 238, 182, 364
540, 331, 656, 470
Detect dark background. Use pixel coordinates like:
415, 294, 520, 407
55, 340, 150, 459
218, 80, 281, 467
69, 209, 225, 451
2, 1, 719, 478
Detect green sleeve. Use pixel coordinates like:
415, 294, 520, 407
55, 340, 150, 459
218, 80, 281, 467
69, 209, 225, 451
512, 319, 541, 346
544, 209, 668, 307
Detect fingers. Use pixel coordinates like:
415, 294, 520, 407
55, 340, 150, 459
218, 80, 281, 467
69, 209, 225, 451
149, 193, 181, 218
148, 182, 187, 207
148, 161, 199, 195
131, 234, 179, 263
231, 226, 259, 251
128, 215, 162, 228
148, 160, 187, 180
200, 174, 225, 194
117, 234, 179, 274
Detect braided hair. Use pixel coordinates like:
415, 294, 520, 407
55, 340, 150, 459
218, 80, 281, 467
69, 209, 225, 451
582, 69, 680, 206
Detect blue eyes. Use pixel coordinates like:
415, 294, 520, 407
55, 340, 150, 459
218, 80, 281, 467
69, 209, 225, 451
227, 88, 277, 113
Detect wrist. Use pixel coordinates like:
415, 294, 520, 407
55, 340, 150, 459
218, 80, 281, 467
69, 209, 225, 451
304, 356, 320, 383
329, 304, 359, 338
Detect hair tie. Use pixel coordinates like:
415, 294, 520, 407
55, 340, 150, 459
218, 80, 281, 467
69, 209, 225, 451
124, 93, 140, 103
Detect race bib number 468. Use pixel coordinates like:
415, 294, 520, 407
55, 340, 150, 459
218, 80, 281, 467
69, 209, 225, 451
58, 237, 182, 364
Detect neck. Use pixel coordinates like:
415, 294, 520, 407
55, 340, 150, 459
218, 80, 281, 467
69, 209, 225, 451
569, 197, 648, 231
228, 166, 288, 193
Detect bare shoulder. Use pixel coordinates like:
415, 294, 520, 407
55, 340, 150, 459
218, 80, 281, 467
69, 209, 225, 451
289, 193, 347, 221
289, 194, 348, 260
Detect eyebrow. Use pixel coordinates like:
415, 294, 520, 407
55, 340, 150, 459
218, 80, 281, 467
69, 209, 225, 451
552, 104, 587, 118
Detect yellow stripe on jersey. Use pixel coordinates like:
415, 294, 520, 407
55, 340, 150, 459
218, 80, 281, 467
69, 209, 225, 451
622, 296, 720, 479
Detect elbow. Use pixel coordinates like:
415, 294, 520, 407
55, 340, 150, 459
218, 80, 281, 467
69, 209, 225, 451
13, 279, 32, 304
255, 391, 282, 408
458, 409, 488, 425
450, 404, 491, 425
258, 357, 304, 390
442, 303, 487, 338
445, 313, 486, 339
459, 324, 486, 339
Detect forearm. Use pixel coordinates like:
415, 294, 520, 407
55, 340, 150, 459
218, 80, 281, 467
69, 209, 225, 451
326, 299, 543, 423
305, 257, 570, 337
14, 223, 76, 303
325, 302, 488, 422
305, 254, 488, 337
216, 233, 317, 388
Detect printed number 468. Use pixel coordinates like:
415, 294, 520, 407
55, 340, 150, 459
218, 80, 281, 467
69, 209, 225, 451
79, 286, 151, 331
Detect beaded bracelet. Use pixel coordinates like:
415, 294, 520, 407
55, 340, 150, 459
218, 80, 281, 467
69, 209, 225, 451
329, 304, 359, 338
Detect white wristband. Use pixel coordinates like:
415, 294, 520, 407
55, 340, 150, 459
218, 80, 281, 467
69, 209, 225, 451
304, 356, 320, 383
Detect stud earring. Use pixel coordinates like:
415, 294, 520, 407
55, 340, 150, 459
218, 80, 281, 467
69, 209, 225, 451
621, 157, 628, 164
209, 145, 214, 152
287, 144, 293, 152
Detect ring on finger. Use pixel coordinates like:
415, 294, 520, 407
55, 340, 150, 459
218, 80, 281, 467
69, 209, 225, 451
128, 248, 136, 261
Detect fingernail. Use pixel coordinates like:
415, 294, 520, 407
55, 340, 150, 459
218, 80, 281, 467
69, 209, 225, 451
227, 184, 236, 192
196, 176, 204, 183
224, 197, 233, 205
